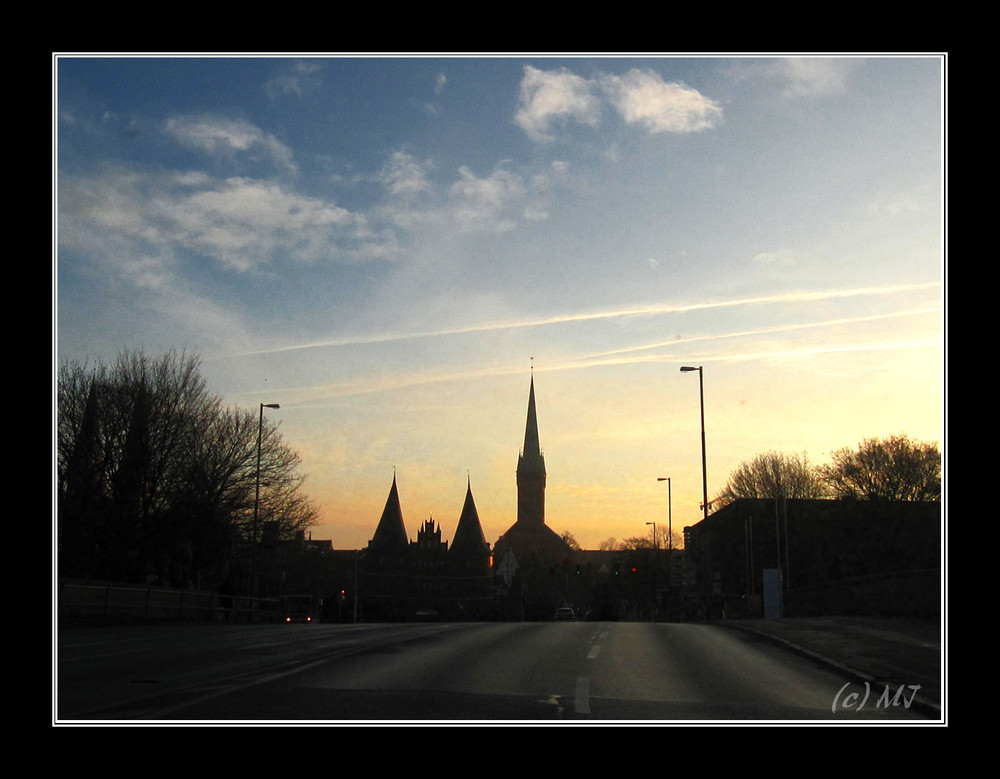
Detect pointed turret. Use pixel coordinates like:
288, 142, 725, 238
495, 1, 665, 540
368, 473, 408, 553
451, 477, 490, 557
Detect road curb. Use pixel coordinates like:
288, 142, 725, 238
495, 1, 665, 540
720, 622, 942, 721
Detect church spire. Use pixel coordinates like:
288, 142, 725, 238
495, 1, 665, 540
516, 373, 546, 526
451, 476, 490, 556
368, 471, 408, 552
522, 374, 541, 458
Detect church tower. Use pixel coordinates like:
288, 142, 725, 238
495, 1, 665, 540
516, 375, 546, 527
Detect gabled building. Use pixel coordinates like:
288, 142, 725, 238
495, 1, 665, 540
358, 472, 494, 621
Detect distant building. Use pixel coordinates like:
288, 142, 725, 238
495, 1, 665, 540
358, 472, 494, 621
683, 498, 941, 619
357, 374, 574, 621
297, 379, 943, 624
493, 374, 573, 566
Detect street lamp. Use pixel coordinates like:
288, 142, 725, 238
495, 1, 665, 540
657, 477, 672, 553
646, 521, 657, 550
680, 366, 709, 522
657, 477, 673, 611
250, 402, 280, 615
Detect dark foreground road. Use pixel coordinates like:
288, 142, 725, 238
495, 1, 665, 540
56, 620, 934, 723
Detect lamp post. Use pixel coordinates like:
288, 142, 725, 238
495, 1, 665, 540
680, 366, 708, 522
645, 521, 658, 620
657, 477, 673, 612
250, 402, 280, 618
657, 477, 672, 553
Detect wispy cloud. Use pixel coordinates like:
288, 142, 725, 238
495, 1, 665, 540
265, 330, 940, 408
58, 166, 372, 275
582, 307, 942, 361
164, 116, 298, 173
224, 282, 941, 359
772, 57, 855, 98
728, 57, 858, 99
514, 66, 603, 142
599, 69, 723, 134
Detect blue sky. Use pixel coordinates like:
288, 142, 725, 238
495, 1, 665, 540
55, 54, 945, 550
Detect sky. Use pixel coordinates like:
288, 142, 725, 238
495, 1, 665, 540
54, 54, 946, 552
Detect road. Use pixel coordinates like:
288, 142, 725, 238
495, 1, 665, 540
56, 621, 930, 722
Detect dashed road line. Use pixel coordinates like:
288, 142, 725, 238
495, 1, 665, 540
575, 676, 591, 714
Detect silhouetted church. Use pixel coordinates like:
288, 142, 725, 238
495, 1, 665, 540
493, 374, 572, 565
358, 375, 571, 620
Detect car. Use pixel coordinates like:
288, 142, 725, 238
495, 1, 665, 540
554, 607, 576, 621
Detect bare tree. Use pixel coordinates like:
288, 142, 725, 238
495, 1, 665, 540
718, 450, 828, 508
560, 530, 581, 550
615, 536, 655, 551
819, 434, 941, 501
57, 349, 317, 587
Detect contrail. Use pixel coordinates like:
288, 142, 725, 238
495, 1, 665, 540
266, 332, 941, 407
219, 282, 941, 359
582, 307, 941, 360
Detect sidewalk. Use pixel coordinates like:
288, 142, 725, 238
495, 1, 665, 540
721, 615, 943, 718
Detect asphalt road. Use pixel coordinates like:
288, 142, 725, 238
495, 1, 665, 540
56, 621, 932, 722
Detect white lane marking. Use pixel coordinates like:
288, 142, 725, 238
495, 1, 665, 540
575, 676, 591, 714
587, 644, 601, 660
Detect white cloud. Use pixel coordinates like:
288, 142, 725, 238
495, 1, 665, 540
59, 167, 371, 277
599, 69, 723, 134
164, 116, 297, 172
264, 60, 324, 99
379, 150, 434, 199
515, 65, 722, 142
448, 165, 528, 232
752, 248, 796, 267
764, 57, 854, 98
175, 178, 361, 270
514, 66, 603, 142
376, 151, 565, 236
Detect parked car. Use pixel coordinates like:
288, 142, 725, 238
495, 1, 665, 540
554, 607, 576, 621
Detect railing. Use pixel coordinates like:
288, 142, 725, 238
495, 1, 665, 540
58, 581, 280, 623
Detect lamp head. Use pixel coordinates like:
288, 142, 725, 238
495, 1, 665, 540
680, 366, 699, 373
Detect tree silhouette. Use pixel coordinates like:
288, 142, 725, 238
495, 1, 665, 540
718, 450, 828, 508
57, 349, 317, 587
819, 434, 941, 502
